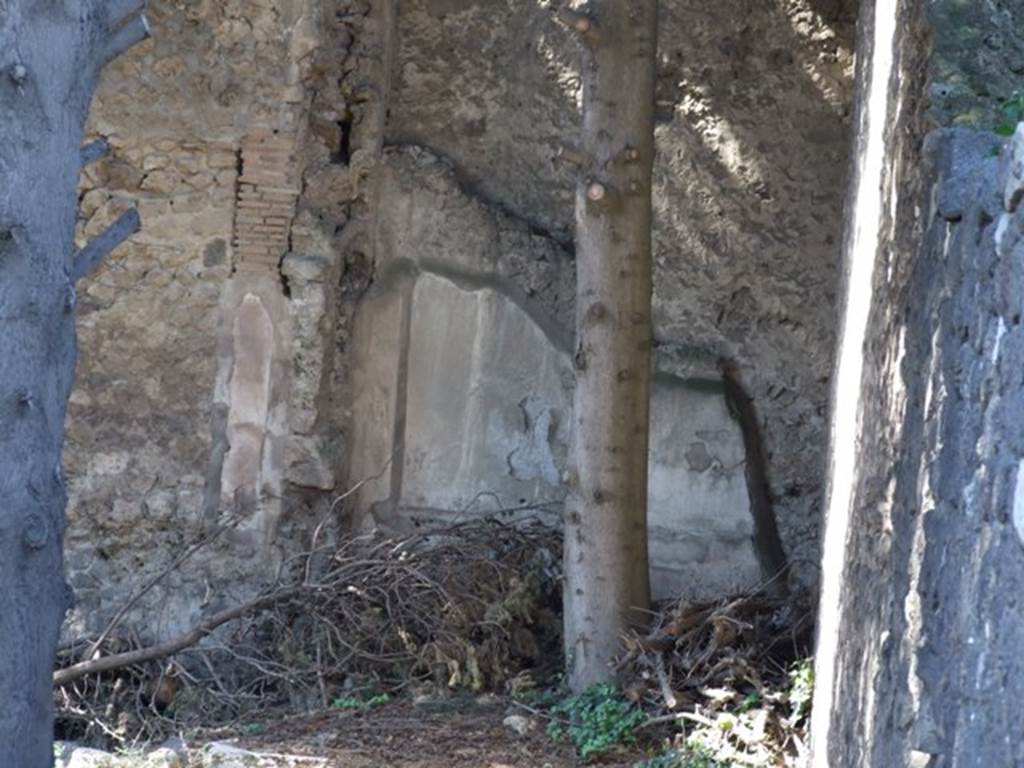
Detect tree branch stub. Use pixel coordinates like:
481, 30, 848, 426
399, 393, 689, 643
557, 6, 602, 46
101, 14, 152, 68
585, 179, 621, 210
80, 138, 111, 167
556, 145, 593, 169
107, 0, 147, 28
71, 208, 141, 283
7, 63, 27, 86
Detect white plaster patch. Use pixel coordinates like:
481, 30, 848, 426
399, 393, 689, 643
994, 212, 1013, 256
1002, 123, 1024, 213
1013, 459, 1024, 545
962, 476, 977, 512
221, 293, 275, 503
992, 316, 1006, 364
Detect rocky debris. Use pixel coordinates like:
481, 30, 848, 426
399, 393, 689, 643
200, 742, 328, 767
501, 713, 533, 737
54, 740, 332, 768
56, 743, 182, 768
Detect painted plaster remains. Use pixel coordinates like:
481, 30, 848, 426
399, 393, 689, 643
348, 149, 763, 601
63, 0, 855, 643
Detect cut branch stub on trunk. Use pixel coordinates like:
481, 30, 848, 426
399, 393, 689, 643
71, 207, 141, 283
556, 144, 593, 169
557, 5, 602, 47
102, 15, 152, 66
80, 138, 112, 167
561, 0, 658, 692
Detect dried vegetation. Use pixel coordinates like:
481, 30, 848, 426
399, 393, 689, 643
55, 518, 814, 767
55, 518, 563, 747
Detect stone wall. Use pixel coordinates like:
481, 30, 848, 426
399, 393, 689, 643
930, 0, 1024, 129
817, 125, 1024, 766
347, 148, 765, 601
810, 0, 1024, 763
64, 0, 368, 642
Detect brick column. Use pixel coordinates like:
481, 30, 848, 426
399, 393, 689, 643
233, 128, 300, 273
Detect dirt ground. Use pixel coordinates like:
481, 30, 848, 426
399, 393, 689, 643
189, 695, 655, 768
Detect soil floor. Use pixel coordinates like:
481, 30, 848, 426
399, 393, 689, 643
188, 695, 657, 767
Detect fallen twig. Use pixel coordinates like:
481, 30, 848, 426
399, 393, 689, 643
54, 586, 302, 686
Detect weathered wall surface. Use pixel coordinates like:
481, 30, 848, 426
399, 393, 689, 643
812, 0, 1024, 761
930, 0, 1024, 129
820, 127, 1024, 766
64, 0, 372, 642
387, 0, 856, 579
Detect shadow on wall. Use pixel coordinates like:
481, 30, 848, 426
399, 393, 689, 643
383, 0, 857, 585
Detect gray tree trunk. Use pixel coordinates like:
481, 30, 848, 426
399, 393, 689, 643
561, 0, 657, 692
0, 2, 148, 763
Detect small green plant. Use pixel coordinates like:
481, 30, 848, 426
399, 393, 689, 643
787, 658, 814, 723
547, 683, 647, 761
996, 93, 1024, 136
735, 691, 760, 714
635, 745, 728, 768
241, 721, 265, 734
636, 750, 683, 768
332, 692, 391, 710
516, 685, 563, 708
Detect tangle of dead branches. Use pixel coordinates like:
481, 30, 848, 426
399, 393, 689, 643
618, 587, 816, 766
54, 515, 563, 747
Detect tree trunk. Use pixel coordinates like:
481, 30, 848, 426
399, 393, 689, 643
562, 0, 657, 692
0, 3, 148, 763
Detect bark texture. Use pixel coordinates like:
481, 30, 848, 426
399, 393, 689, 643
0, 2, 147, 763
563, 0, 657, 691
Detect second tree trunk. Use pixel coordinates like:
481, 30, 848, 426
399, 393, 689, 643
563, 0, 658, 692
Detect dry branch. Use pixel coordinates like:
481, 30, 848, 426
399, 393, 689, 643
617, 587, 815, 765
54, 586, 302, 687
54, 515, 563, 743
